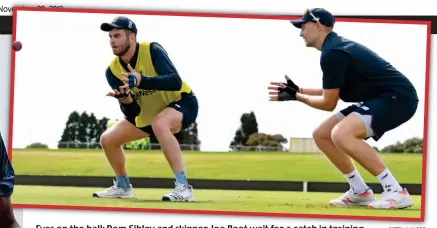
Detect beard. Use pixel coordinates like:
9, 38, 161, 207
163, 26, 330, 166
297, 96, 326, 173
113, 42, 131, 56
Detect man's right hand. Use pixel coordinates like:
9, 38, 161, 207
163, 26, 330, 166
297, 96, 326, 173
268, 82, 298, 101
268, 75, 300, 101
284, 75, 300, 92
106, 89, 133, 104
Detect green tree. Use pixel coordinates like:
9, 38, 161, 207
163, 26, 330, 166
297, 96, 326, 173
245, 133, 288, 151
175, 121, 201, 150
149, 121, 201, 151
229, 111, 259, 151
26, 142, 48, 149
58, 111, 80, 148
58, 111, 110, 149
77, 112, 90, 148
96, 117, 109, 144
402, 137, 423, 153
92, 117, 110, 149
88, 113, 99, 144
380, 137, 423, 153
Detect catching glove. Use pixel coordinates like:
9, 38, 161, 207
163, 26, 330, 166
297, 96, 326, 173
277, 78, 300, 101
284, 77, 299, 92
277, 85, 297, 101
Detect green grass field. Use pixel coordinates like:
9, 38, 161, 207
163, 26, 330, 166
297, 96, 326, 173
12, 185, 422, 218
10, 149, 424, 219
12, 149, 424, 183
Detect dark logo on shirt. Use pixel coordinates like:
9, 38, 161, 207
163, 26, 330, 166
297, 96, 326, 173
134, 90, 156, 97
132, 71, 156, 97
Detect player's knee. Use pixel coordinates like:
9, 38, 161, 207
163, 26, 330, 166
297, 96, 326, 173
151, 116, 170, 136
152, 109, 183, 136
330, 126, 349, 148
99, 131, 116, 149
99, 132, 109, 147
312, 126, 330, 143
312, 128, 322, 141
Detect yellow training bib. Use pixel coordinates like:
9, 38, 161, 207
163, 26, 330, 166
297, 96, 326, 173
108, 42, 192, 128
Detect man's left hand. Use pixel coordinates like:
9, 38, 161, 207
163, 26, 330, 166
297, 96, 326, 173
120, 64, 141, 91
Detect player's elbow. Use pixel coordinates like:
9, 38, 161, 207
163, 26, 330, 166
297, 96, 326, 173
119, 100, 141, 117
322, 90, 339, 111
169, 74, 182, 91
174, 75, 182, 90
325, 105, 336, 112
323, 100, 337, 111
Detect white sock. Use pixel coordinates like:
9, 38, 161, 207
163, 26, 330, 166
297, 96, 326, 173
344, 168, 369, 194
376, 168, 403, 192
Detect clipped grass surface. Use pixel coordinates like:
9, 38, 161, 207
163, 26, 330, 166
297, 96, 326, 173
13, 185, 422, 218
12, 149, 423, 183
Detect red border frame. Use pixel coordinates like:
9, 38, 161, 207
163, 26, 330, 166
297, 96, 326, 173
8, 6, 431, 223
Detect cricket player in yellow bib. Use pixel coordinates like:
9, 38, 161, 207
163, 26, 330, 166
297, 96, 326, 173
93, 16, 199, 202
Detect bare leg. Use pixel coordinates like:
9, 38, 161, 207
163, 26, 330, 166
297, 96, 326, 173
331, 113, 403, 192
99, 119, 149, 177
331, 112, 413, 209
313, 115, 373, 207
152, 108, 185, 175
313, 115, 356, 174
331, 113, 386, 176
152, 107, 194, 202
93, 119, 149, 198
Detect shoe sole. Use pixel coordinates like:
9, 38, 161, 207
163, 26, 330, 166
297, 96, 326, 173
162, 196, 195, 202
329, 202, 372, 207
92, 193, 135, 199
368, 202, 414, 209
329, 198, 376, 207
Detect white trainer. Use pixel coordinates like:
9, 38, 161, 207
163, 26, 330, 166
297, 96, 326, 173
92, 180, 134, 199
329, 188, 376, 207
162, 182, 194, 202
368, 188, 414, 209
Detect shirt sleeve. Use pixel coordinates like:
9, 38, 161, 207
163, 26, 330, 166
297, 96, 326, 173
105, 67, 124, 90
137, 42, 183, 91
320, 50, 349, 89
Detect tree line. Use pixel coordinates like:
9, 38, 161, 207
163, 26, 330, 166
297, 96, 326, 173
229, 111, 288, 151
25, 110, 422, 153
26, 110, 201, 150
376, 137, 423, 153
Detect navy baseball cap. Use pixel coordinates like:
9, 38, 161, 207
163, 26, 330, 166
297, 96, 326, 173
290, 8, 335, 29
101, 16, 138, 34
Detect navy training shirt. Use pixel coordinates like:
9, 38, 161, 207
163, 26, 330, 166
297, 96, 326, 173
320, 32, 418, 102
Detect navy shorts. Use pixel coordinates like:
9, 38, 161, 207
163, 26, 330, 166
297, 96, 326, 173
335, 93, 418, 141
128, 92, 199, 137
0, 133, 14, 197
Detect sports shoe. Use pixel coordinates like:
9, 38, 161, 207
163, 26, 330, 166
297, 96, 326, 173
162, 182, 194, 202
329, 188, 376, 207
92, 180, 134, 199
368, 188, 413, 209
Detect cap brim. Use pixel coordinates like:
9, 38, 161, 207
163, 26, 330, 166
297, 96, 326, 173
100, 22, 122, 32
289, 19, 305, 28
